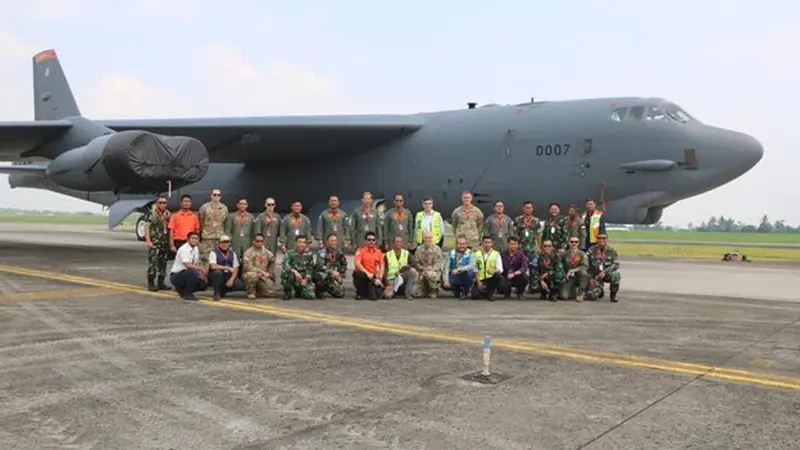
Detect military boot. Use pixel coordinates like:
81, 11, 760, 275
283, 289, 292, 300
610, 284, 619, 303
147, 275, 157, 291
157, 276, 171, 291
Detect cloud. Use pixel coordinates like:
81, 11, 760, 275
80, 74, 192, 119
198, 42, 344, 116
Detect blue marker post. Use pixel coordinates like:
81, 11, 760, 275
482, 335, 492, 377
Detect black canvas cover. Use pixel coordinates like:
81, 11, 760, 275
101, 130, 209, 191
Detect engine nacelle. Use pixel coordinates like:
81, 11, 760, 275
45, 130, 210, 193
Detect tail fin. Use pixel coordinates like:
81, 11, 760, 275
32, 49, 81, 121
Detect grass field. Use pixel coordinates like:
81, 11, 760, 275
613, 230, 800, 244
0, 213, 108, 225
613, 243, 800, 262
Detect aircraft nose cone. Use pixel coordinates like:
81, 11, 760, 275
733, 131, 764, 173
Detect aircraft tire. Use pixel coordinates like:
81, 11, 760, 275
135, 215, 147, 242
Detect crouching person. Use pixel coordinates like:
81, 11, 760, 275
384, 236, 418, 300
243, 233, 276, 299
471, 235, 502, 301
444, 235, 475, 300
280, 235, 316, 300
208, 235, 245, 300
535, 239, 564, 301
169, 231, 207, 301
313, 234, 348, 299
498, 237, 529, 299
585, 233, 621, 302
559, 236, 589, 302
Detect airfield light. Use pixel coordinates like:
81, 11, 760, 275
482, 335, 492, 376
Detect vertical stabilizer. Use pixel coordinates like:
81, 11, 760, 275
32, 49, 81, 121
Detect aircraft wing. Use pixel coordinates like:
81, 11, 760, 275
100, 115, 427, 163
0, 120, 73, 161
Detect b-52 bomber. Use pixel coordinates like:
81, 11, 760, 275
1, 49, 763, 241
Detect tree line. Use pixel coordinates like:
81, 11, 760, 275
632, 215, 799, 234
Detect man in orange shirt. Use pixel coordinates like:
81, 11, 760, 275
168, 194, 200, 260
353, 231, 384, 300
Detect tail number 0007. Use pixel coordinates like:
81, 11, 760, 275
535, 144, 570, 156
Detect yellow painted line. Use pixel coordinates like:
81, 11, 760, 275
1, 264, 799, 391
0, 287, 116, 302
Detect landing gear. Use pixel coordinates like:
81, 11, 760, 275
135, 215, 146, 241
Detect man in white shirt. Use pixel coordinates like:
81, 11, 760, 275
471, 235, 503, 301
208, 235, 245, 300
169, 231, 207, 301
414, 198, 445, 248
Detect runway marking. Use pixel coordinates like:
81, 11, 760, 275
0, 287, 116, 302
1, 264, 799, 391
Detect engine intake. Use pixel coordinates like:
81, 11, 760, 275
46, 130, 210, 193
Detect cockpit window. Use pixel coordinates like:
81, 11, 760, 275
610, 107, 627, 122
663, 102, 696, 123
628, 106, 645, 121
645, 105, 667, 121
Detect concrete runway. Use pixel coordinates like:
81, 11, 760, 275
1, 224, 799, 449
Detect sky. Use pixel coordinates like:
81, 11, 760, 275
0, 0, 797, 227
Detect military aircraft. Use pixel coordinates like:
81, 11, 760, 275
1, 49, 763, 242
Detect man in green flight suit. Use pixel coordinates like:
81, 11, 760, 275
279, 201, 314, 252
280, 235, 316, 300
316, 195, 350, 251
350, 191, 381, 248
559, 236, 589, 302
585, 233, 621, 302
312, 234, 348, 299
145, 196, 172, 291
224, 198, 255, 263
253, 197, 281, 255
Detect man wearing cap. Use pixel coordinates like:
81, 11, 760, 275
242, 233, 277, 299
208, 235, 245, 300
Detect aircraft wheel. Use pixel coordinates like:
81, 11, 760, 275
135, 215, 147, 241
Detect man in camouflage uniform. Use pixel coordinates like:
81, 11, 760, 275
279, 201, 313, 252
316, 195, 350, 251
484, 200, 514, 252
585, 233, 621, 302
451, 191, 484, 249
280, 235, 316, 300
242, 233, 276, 299
145, 196, 172, 291
313, 234, 348, 299
198, 188, 229, 265
412, 231, 445, 298
535, 239, 564, 301
224, 198, 255, 262
541, 203, 568, 254
514, 201, 542, 293
383, 193, 414, 251
253, 197, 281, 255
559, 236, 589, 302
564, 204, 586, 252
350, 191, 381, 248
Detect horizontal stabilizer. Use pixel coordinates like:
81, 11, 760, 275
0, 161, 49, 175
0, 120, 73, 159
107, 199, 148, 230
101, 115, 427, 163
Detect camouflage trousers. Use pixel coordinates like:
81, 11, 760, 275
147, 241, 169, 279
243, 273, 275, 298
199, 238, 219, 266
585, 270, 621, 300
313, 274, 345, 298
559, 269, 588, 300
281, 273, 315, 299
535, 273, 562, 299
412, 269, 442, 297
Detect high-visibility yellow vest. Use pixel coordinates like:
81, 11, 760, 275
585, 211, 603, 244
475, 249, 500, 280
386, 249, 409, 280
415, 211, 442, 244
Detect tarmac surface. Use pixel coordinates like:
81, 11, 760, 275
1, 224, 799, 449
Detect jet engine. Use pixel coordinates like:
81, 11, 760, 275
45, 130, 210, 193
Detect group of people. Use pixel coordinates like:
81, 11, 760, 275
143, 189, 621, 302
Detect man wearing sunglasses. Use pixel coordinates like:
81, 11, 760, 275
198, 188, 229, 266
243, 233, 276, 299
585, 233, 621, 302
145, 195, 172, 291
254, 197, 281, 255
353, 231, 384, 300
559, 236, 589, 302
535, 239, 564, 301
